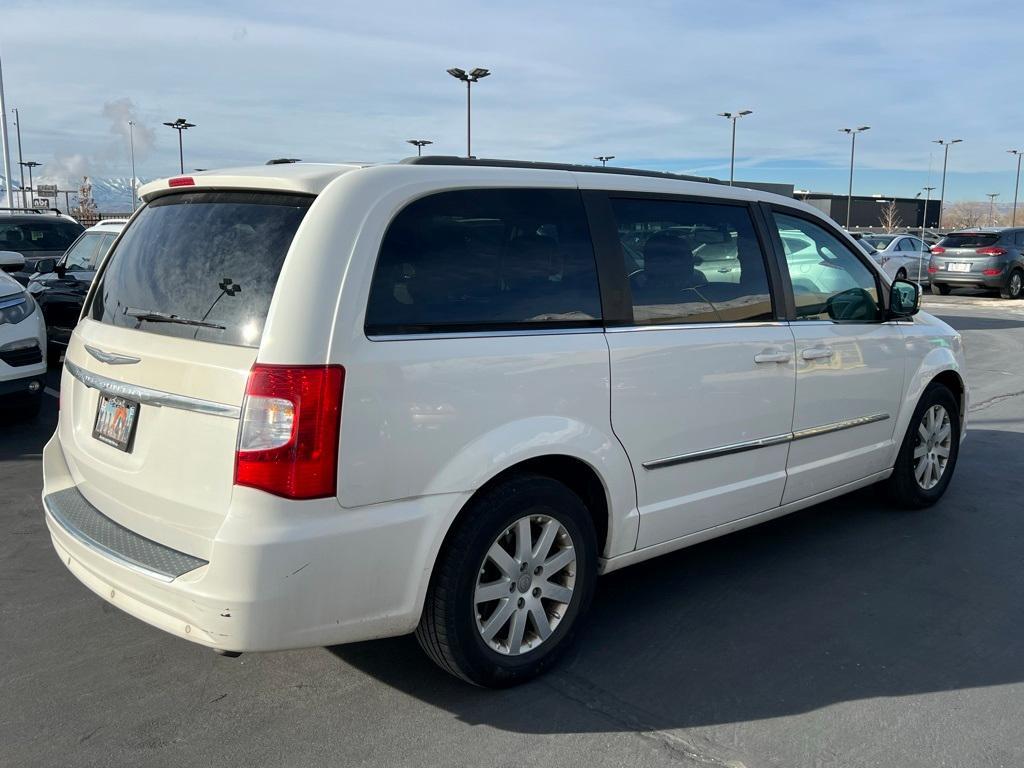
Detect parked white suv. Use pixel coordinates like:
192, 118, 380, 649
0, 253, 47, 417
42, 159, 967, 686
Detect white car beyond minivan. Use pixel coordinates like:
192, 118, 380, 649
42, 158, 967, 686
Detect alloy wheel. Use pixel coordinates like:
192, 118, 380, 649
913, 404, 952, 490
474, 515, 577, 656
1010, 271, 1023, 298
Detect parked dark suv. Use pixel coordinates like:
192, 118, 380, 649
0, 211, 84, 285
929, 228, 1024, 298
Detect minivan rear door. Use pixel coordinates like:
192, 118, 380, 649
58, 191, 312, 557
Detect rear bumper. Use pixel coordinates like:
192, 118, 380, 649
931, 272, 1004, 288
42, 433, 467, 652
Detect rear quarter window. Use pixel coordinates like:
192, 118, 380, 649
88, 191, 312, 347
365, 188, 602, 334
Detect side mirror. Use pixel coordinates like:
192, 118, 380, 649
55, 261, 67, 278
34, 258, 57, 275
0, 250, 26, 274
889, 279, 921, 318
826, 287, 880, 322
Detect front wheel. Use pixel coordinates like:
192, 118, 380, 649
416, 474, 598, 687
886, 383, 961, 508
1000, 268, 1023, 299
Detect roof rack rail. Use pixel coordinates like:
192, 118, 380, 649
0, 206, 64, 216
399, 156, 721, 185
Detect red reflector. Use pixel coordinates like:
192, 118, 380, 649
983, 267, 1003, 276
235, 364, 345, 500
168, 176, 195, 187
976, 246, 1007, 256
928, 265, 939, 273
930, 246, 946, 255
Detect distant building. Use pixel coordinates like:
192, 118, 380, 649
797, 193, 940, 230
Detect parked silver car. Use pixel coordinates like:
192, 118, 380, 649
861, 233, 932, 285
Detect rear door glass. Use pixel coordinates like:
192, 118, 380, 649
89, 191, 312, 347
0, 219, 82, 252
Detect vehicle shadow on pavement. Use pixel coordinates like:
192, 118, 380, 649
938, 316, 1024, 332
330, 426, 1024, 732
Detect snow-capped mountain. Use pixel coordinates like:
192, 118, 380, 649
2, 174, 142, 213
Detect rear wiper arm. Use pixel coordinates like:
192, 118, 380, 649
124, 307, 226, 330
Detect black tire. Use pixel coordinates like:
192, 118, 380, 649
885, 383, 960, 508
416, 474, 598, 687
931, 283, 952, 296
1000, 268, 1023, 300
895, 268, 908, 281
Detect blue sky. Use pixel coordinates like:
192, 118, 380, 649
1, 0, 1020, 203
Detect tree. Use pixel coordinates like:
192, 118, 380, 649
878, 200, 902, 231
942, 201, 987, 230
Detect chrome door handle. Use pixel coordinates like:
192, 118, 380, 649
801, 346, 834, 361
754, 349, 791, 364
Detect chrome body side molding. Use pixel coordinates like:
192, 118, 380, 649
65, 360, 241, 419
642, 413, 891, 470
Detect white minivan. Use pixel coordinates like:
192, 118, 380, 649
42, 158, 967, 686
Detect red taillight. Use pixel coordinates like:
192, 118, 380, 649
983, 267, 1004, 276
235, 364, 345, 500
976, 246, 1007, 256
168, 176, 195, 187
930, 246, 946, 255
928, 264, 939, 273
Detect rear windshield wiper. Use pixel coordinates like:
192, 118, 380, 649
124, 307, 226, 330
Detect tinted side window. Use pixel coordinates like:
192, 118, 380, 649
1016, 231, 1024, 246
773, 212, 880, 322
366, 189, 602, 334
609, 197, 773, 325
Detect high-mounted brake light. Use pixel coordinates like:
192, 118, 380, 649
976, 246, 1007, 256
168, 176, 195, 187
235, 364, 345, 500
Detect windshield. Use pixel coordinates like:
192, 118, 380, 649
0, 218, 83, 253
937, 232, 1001, 249
88, 191, 312, 347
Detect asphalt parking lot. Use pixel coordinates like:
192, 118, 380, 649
3, 293, 1024, 768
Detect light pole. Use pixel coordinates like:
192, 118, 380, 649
406, 139, 433, 156
717, 110, 752, 186
917, 186, 935, 283
1009, 150, 1022, 227
446, 67, 490, 158
19, 160, 39, 204
987, 193, 1000, 226
932, 138, 962, 229
11, 108, 25, 208
163, 117, 195, 174
128, 120, 137, 211
839, 126, 870, 229
594, 155, 614, 167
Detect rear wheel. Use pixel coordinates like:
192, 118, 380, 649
895, 268, 908, 280
416, 474, 598, 687
886, 383, 960, 508
932, 283, 952, 295
1000, 268, 1023, 299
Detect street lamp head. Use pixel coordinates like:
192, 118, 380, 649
469, 67, 490, 80
164, 118, 195, 130
20, 160, 40, 168
934, 138, 963, 146
447, 68, 468, 81
739, 110, 753, 117
1010, 149, 1023, 156
718, 111, 752, 120
407, 139, 433, 148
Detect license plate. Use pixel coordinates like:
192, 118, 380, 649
92, 394, 140, 452
947, 262, 971, 272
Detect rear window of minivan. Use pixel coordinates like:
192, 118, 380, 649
365, 188, 602, 335
88, 191, 312, 347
